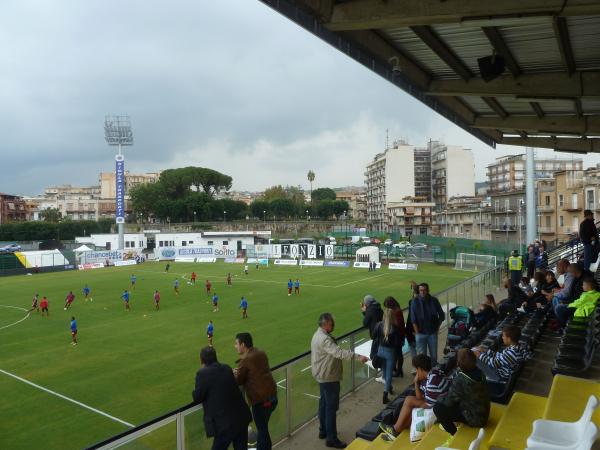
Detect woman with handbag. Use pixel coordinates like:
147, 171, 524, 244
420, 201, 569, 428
372, 307, 399, 404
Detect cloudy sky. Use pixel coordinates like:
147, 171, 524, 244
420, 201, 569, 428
1, 0, 597, 196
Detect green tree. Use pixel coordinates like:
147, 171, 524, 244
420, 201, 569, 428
332, 200, 349, 217
316, 200, 335, 219
311, 187, 336, 202
39, 207, 62, 223
270, 198, 296, 218
250, 200, 270, 219
307, 170, 315, 200
261, 185, 287, 202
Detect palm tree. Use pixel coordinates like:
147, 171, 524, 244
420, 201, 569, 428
307, 170, 315, 202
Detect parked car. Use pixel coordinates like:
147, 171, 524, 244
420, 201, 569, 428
393, 242, 412, 249
0, 243, 22, 254
371, 238, 381, 244
412, 243, 427, 249
327, 236, 337, 245
360, 237, 372, 244
384, 239, 393, 246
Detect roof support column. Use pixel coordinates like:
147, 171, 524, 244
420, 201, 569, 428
526, 147, 537, 246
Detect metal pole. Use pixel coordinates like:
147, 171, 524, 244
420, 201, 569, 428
526, 147, 537, 245
350, 333, 356, 391
286, 366, 293, 436
518, 204, 522, 252
117, 143, 124, 251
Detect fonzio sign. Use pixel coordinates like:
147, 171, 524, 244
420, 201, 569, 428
271, 244, 334, 259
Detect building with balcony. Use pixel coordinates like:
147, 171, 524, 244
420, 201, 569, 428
0, 193, 27, 224
433, 196, 491, 240
430, 141, 475, 211
387, 199, 434, 236
365, 140, 416, 231
336, 190, 367, 221
100, 171, 160, 200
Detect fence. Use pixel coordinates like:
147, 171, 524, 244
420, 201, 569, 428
0, 250, 76, 276
85, 264, 506, 450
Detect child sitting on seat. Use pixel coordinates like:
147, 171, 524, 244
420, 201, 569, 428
473, 325, 532, 381
555, 277, 600, 328
379, 354, 450, 440
434, 349, 490, 435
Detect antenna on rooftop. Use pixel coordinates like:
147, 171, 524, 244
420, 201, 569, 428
385, 129, 389, 150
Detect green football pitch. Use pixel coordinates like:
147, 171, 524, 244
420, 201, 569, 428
0, 261, 473, 450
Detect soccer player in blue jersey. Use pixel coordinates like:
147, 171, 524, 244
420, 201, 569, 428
121, 290, 130, 311
287, 279, 293, 296
130, 274, 137, 290
174, 278, 180, 296
70, 316, 78, 345
294, 278, 301, 295
207, 320, 214, 346
212, 292, 219, 312
83, 284, 91, 302
239, 296, 248, 319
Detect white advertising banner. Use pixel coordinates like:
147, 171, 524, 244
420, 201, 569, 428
156, 246, 236, 260
388, 263, 419, 270
274, 259, 298, 266
300, 260, 324, 267
113, 260, 137, 267
353, 262, 382, 269
78, 263, 104, 270
80, 250, 140, 265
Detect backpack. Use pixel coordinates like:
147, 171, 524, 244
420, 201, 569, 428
448, 306, 474, 338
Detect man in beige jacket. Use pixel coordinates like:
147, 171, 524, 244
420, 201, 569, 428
311, 313, 369, 449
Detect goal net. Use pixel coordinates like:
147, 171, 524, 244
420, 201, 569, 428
454, 253, 497, 271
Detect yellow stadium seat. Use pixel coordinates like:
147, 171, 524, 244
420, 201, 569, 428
545, 375, 600, 427
346, 437, 372, 450
413, 424, 451, 449
445, 403, 505, 450
487, 393, 546, 449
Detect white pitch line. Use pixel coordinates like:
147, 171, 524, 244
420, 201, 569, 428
300, 365, 312, 373
276, 378, 287, 390
0, 368, 134, 428
0, 305, 31, 331
355, 338, 366, 345
335, 273, 388, 287
303, 393, 320, 399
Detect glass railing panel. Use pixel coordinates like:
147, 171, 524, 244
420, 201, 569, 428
114, 418, 176, 450
351, 327, 375, 389
183, 406, 208, 450
266, 365, 288, 444
286, 353, 320, 432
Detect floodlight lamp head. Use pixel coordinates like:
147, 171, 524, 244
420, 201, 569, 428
104, 114, 134, 146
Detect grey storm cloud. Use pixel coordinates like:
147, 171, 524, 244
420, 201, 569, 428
1, 0, 597, 196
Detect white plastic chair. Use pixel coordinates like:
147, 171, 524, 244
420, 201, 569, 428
526, 395, 599, 449
435, 428, 484, 450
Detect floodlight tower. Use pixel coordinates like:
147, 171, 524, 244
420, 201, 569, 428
104, 114, 133, 251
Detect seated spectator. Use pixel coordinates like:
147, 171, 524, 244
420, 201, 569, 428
498, 279, 528, 318
521, 271, 551, 311
473, 325, 532, 382
555, 277, 600, 329
474, 294, 498, 329
551, 263, 592, 320
518, 276, 532, 294
378, 354, 450, 439
554, 258, 571, 289
433, 349, 490, 436
540, 271, 560, 298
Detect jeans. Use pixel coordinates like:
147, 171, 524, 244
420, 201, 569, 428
377, 346, 395, 393
415, 333, 438, 365
408, 340, 417, 358
555, 304, 572, 328
583, 242, 593, 271
433, 403, 466, 435
319, 381, 340, 442
211, 427, 248, 450
252, 397, 277, 450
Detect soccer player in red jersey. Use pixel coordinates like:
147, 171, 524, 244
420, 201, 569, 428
205, 279, 212, 295
40, 296, 49, 316
63, 291, 75, 310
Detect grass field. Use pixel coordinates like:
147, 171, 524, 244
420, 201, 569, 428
0, 261, 473, 450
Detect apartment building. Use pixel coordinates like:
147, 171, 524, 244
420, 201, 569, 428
336, 191, 367, 221
487, 155, 583, 244
433, 197, 491, 240
430, 141, 475, 211
365, 141, 416, 231
100, 171, 160, 199
387, 199, 434, 236
0, 193, 27, 224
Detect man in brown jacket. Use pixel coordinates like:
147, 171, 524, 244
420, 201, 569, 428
234, 332, 278, 450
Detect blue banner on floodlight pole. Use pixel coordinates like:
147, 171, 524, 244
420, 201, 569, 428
115, 155, 125, 224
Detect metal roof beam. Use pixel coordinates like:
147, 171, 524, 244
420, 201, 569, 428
410, 26, 473, 81
482, 97, 509, 119
481, 27, 521, 77
553, 17, 576, 76
501, 136, 600, 153
327, 0, 600, 31
427, 72, 600, 98
530, 102, 545, 118
302, 0, 335, 22
474, 116, 600, 134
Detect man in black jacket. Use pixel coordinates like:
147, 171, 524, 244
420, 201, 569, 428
361, 295, 383, 338
580, 210, 599, 271
192, 346, 252, 450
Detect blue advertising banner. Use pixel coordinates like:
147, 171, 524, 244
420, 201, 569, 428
115, 155, 125, 224
324, 260, 350, 268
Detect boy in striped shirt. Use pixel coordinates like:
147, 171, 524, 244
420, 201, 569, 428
380, 354, 450, 439
473, 325, 532, 381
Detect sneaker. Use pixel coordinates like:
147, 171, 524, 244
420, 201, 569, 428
411, 368, 417, 375
375, 376, 385, 384
379, 423, 398, 441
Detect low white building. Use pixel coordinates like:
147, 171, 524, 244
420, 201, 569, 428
155, 231, 270, 251
75, 233, 146, 251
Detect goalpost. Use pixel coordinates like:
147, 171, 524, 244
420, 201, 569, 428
454, 253, 497, 271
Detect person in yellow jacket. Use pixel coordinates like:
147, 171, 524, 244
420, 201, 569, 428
507, 250, 523, 287
568, 277, 600, 318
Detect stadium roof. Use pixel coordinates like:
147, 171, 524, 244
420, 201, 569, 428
259, 0, 600, 153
